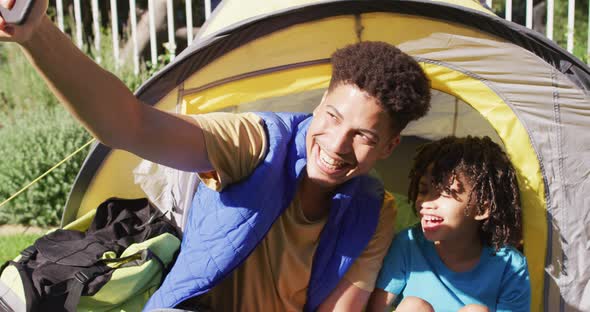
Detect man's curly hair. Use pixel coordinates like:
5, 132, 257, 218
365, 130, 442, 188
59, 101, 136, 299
407, 136, 522, 250
329, 41, 431, 134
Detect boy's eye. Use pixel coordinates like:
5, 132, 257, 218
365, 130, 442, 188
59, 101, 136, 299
440, 188, 453, 198
417, 185, 429, 195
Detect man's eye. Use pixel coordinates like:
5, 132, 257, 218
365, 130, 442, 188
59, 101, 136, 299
327, 111, 337, 120
356, 132, 376, 145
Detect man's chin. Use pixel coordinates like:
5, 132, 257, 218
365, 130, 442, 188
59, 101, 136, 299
305, 169, 348, 190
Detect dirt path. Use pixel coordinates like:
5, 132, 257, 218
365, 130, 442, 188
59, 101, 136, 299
0, 224, 55, 236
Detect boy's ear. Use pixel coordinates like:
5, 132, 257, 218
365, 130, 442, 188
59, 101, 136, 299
474, 208, 490, 221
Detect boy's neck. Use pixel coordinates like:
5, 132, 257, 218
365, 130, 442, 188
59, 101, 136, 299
434, 234, 483, 273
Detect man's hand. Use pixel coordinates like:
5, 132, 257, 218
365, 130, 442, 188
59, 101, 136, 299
0, 0, 48, 44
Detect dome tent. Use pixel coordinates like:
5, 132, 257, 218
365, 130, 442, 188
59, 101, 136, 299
62, 0, 590, 311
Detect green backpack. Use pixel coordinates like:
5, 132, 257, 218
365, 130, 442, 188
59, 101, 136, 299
0, 198, 181, 312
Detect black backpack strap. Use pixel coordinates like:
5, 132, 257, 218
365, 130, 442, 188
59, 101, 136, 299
8, 261, 39, 312
17, 247, 37, 264
62, 265, 109, 312
60, 248, 162, 312
0, 245, 38, 273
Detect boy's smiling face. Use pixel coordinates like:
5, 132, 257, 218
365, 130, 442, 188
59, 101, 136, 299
304, 83, 400, 191
415, 168, 488, 243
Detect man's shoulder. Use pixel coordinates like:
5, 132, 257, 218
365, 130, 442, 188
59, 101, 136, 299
254, 112, 311, 126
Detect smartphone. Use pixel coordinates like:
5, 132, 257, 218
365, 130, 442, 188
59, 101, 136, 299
0, 0, 35, 25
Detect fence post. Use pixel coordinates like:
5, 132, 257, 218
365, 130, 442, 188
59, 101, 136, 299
505, 0, 512, 21
148, 0, 158, 66
129, 0, 140, 75
547, 0, 554, 40
110, 0, 120, 69
567, 0, 576, 53
526, 0, 533, 29
91, 0, 101, 64
56, 0, 64, 32
186, 0, 194, 45
166, 0, 176, 61
73, 0, 83, 48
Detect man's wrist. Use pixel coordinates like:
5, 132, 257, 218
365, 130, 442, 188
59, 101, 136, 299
20, 15, 52, 50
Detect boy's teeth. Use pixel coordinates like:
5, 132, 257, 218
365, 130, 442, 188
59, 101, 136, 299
319, 149, 345, 169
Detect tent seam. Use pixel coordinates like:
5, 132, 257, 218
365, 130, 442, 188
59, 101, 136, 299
181, 59, 331, 96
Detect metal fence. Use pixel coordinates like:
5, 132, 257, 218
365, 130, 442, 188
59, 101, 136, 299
52, 0, 590, 74
52, 0, 218, 74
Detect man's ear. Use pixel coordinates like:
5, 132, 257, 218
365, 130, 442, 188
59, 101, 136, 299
313, 90, 329, 116
379, 134, 401, 159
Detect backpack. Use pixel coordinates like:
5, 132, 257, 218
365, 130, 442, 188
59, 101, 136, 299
0, 198, 181, 312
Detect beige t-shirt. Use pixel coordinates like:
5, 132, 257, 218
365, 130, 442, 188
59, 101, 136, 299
189, 112, 396, 311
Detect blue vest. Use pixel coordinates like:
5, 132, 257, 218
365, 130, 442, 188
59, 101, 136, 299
144, 112, 384, 311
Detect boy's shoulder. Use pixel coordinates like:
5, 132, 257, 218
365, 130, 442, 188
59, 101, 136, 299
490, 245, 528, 270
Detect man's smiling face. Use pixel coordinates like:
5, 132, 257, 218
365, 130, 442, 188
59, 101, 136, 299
305, 83, 400, 190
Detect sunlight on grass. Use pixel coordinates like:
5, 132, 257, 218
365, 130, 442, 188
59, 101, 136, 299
0, 234, 41, 263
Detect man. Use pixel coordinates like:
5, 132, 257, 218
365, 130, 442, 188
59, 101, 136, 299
0, 1, 431, 311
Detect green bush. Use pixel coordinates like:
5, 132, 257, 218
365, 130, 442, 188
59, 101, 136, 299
0, 106, 92, 226
0, 44, 60, 116
0, 24, 169, 226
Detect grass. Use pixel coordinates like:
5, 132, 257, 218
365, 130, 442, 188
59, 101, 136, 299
0, 233, 42, 263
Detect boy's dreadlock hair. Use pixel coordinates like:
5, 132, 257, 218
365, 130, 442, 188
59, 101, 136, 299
408, 136, 522, 250
329, 41, 431, 134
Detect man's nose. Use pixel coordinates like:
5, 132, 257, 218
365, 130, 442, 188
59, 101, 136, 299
328, 127, 353, 154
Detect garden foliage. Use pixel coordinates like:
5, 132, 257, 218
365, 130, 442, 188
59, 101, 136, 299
0, 30, 164, 226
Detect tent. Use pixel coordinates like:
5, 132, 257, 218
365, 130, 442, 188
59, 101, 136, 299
61, 0, 590, 311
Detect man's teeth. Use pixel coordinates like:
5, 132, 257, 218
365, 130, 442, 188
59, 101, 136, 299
319, 149, 345, 170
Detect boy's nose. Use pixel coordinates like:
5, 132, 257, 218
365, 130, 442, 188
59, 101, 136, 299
420, 198, 437, 210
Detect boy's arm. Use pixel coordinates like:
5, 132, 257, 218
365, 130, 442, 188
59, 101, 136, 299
318, 280, 371, 312
496, 252, 531, 312
0, 1, 212, 172
367, 288, 397, 312
318, 282, 398, 312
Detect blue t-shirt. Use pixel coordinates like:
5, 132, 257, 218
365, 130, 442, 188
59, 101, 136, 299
376, 226, 531, 312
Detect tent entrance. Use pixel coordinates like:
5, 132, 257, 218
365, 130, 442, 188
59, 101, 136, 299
65, 60, 549, 311
180, 61, 547, 309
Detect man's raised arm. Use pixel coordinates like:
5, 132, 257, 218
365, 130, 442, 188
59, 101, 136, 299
0, 0, 212, 172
